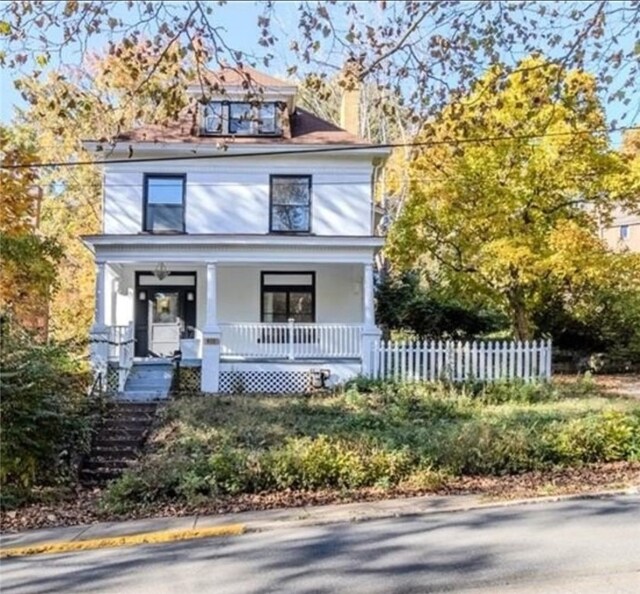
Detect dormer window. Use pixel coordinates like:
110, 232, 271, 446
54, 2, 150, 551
202, 101, 281, 136
204, 102, 224, 134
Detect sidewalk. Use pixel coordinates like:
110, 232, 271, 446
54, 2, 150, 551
1, 488, 636, 558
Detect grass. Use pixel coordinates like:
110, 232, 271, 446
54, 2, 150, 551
102, 378, 640, 512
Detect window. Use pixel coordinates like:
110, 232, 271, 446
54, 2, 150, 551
620, 225, 629, 241
144, 175, 185, 233
261, 272, 315, 323
270, 175, 312, 233
203, 101, 224, 134
202, 101, 280, 135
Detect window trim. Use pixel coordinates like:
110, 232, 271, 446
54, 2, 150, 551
269, 174, 313, 234
142, 173, 187, 234
260, 271, 316, 323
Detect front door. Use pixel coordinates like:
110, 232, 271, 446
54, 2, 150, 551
134, 272, 197, 358
149, 291, 182, 356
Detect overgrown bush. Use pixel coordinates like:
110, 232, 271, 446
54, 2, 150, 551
534, 284, 640, 365
553, 411, 640, 464
102, 380, 640, 512
376, 271, 504, 339
0, 324, 92, 508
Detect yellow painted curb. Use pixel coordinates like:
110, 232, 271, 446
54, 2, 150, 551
0, 524, 246, 559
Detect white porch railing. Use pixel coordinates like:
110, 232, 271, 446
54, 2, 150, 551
369, 339, 552, 383
220, 321, 363, 359
108, 325, 132, 360
108, 323, 135, 391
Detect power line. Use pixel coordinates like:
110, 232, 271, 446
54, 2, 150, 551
2, 125, 639, 170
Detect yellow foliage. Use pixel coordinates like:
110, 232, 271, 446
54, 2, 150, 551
388, 56, 640, 338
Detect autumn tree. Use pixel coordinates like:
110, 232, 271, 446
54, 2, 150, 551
0, 125, 61, 334
387, 57, 640, 340
12, 42, 191, 342
1, 2, 638, 130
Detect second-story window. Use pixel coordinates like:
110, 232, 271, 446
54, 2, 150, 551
620, 225, 630, 241
270, 175, 312, 233
144, 175, 185, 233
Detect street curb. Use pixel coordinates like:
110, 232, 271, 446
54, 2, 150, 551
1, 487, 637, 559
0, 524, 246, 559
245, 487, 640, 533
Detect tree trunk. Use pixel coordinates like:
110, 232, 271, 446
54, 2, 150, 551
507, 288, 532, 341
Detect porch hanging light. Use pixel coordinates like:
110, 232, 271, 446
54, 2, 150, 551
154, 262, 169, 281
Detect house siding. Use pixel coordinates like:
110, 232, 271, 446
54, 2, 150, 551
103, 155, 374, 236
107, 263, 364, 328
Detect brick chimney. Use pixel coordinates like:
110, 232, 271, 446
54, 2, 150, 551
340, 59, 362, 137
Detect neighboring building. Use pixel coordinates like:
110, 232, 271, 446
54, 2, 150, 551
84, 67, 389, 395
600, 208, 640, 252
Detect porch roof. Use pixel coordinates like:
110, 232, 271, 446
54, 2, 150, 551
82, 233, 384, 264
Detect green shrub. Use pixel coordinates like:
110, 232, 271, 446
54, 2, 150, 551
476, 381, 558, 405
428, 419, 550, 475
263, 435, 412, 491
552, 411, 640, 464
0, 325, 92, 508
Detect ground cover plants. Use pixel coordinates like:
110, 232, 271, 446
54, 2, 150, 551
102, 377, 640, 513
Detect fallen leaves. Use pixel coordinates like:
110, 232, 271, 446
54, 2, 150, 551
2, 461, 638, 534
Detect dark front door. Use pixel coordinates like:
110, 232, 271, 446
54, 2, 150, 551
134, 273, 197, 357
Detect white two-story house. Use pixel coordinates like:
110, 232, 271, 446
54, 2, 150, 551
84, 67, 389, 395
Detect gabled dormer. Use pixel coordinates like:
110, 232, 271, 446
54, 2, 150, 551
191, 66, 297, 138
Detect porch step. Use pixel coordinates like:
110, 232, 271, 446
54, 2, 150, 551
91, 446, 139, 460
80, 401, 159, 487
120, 362, 173, 401
117, 390, 171, 402
83, 459, 133, 471
106, 402, 160, 415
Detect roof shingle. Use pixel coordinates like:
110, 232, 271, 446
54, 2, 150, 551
114, 106, 368, 146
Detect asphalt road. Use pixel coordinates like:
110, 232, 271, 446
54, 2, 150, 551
1, 495, 639, 593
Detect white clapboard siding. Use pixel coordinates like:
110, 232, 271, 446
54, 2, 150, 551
369, 339, 552, 383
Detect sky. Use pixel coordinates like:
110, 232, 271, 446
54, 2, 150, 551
0, 2, 288, 122
0, 1, 637, 145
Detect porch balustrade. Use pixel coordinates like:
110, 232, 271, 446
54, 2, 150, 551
219, 321, 363, 359
108, 323, 135, 391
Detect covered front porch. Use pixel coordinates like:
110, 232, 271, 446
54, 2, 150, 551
88, 251, 380, 393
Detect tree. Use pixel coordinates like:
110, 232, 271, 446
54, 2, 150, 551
11, 42, 191, 342
376, 270, 504, 340
0, 125, 61, 334
1, 2, 638, 132
387, 57, 640, 340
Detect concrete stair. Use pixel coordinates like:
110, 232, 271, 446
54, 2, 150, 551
80, 401, 159, 487
120, 361, 173, 401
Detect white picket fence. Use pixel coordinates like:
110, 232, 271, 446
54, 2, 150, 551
369, 339, 552, 383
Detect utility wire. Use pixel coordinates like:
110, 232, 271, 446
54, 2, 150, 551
2, 125, 639, 170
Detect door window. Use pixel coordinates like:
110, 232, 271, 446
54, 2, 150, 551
151, 292, 180, 324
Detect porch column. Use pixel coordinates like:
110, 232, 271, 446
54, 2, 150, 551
94, 260, 107, 329
90, 260, 109, 380
361, 262, 381, 377
201, 261, 221, 393
363, 263, 375, 328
